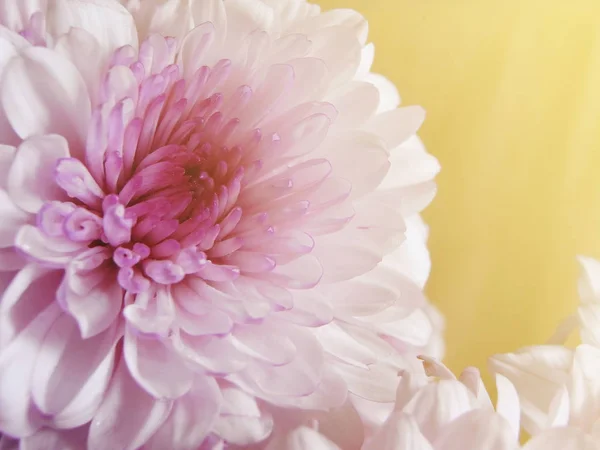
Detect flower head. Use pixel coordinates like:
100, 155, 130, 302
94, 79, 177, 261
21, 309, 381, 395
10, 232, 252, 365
0, 0, 440, 448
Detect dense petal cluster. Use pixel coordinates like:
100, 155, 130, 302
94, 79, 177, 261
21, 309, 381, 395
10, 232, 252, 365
0, 0, 441, 448
278, 357, 600, 450
490, 257, 600, 444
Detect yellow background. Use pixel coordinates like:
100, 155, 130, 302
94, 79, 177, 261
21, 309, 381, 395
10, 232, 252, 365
318, 0, 600, 376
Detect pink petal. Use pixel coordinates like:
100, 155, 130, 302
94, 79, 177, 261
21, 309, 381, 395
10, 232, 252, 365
124, 327, 194, 399
146, 375, 222, 450
20, 426, 88, 450
231, 322, 296, 366
15, 225, 85, 267
7, 135, 69, 213
0, 189, 29, 247
267, 427, 341, 450
238, 326, 324, 398
213, 387, 273, 446
30, 313, 118, 420
1, 46, 91, 148
88, 355, 172, 450
59, 250, 122, 338
0, 303, 62, 437
0, 267, 59, 352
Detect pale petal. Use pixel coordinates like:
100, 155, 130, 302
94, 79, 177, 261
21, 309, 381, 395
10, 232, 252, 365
366, 106, 426, 150
523, 427, 600, 450
403, 379, 475, 441
489, 346, 573, 435
124, 327, 193, 399
1, 46, 91, 149
0, 189, 29, 247
0, 302, 62, 437
48, 0, 138, 53
7, 134, 69, 213
213, 388, 273, 445
88, 355, 172, 450
146, 375, 222, 450
433, 410, 518, 450
267, 427, 340, 450
20, 427, 88, 450
495, 374, 521, 440
30, 313, 118, 420
363, 411, 433, 450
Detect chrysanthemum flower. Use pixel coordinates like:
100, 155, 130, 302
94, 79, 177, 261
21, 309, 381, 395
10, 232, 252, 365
0, 0, 441, 448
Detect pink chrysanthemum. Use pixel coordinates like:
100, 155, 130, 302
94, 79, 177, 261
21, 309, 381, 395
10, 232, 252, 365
0, 0, 441, 448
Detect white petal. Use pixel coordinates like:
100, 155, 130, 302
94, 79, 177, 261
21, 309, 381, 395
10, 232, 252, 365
363, 411, 433, 450
489, 346, 573, 435
403, 379, 475, 441
495, 374, 520, 440
7, 135, 69, 213
433, 410, 518, 450
523, 427, 600, 450
1, 46, 91, 149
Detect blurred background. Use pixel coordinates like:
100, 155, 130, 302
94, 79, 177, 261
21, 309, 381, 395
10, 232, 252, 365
318, 0, 600, 377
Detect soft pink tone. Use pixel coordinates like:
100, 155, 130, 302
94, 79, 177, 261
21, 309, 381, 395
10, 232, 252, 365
0, 0, 441, 448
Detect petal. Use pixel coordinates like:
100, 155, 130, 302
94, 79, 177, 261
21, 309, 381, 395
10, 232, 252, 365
59, 249, 123, 338
0, 189, 29, 247
146, 375, 222, 450
523, 427, 600, 450
48, 0, 138, 53
365, 106, 426, 150
212, 388, 273, 446
267, 427, 340, 450
7, 134, 69, 213
88, 355, 172, 450
20, 427, 88, 450
433, 410, 518, 450
495, 374, 521, 441
124, 327, 193, 399
30, 313, 118, 420
363, 411, 433, 450
489, 345, 573, 435
403, 379, 475, 441
54, 28, 105, 101
15, 225, 86, 267
0, 303, 62, 437
1, 46, 91, 150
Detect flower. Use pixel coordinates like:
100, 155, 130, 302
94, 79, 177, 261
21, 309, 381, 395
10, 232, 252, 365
0, 0, 441, 448
490, 256, 600, 440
